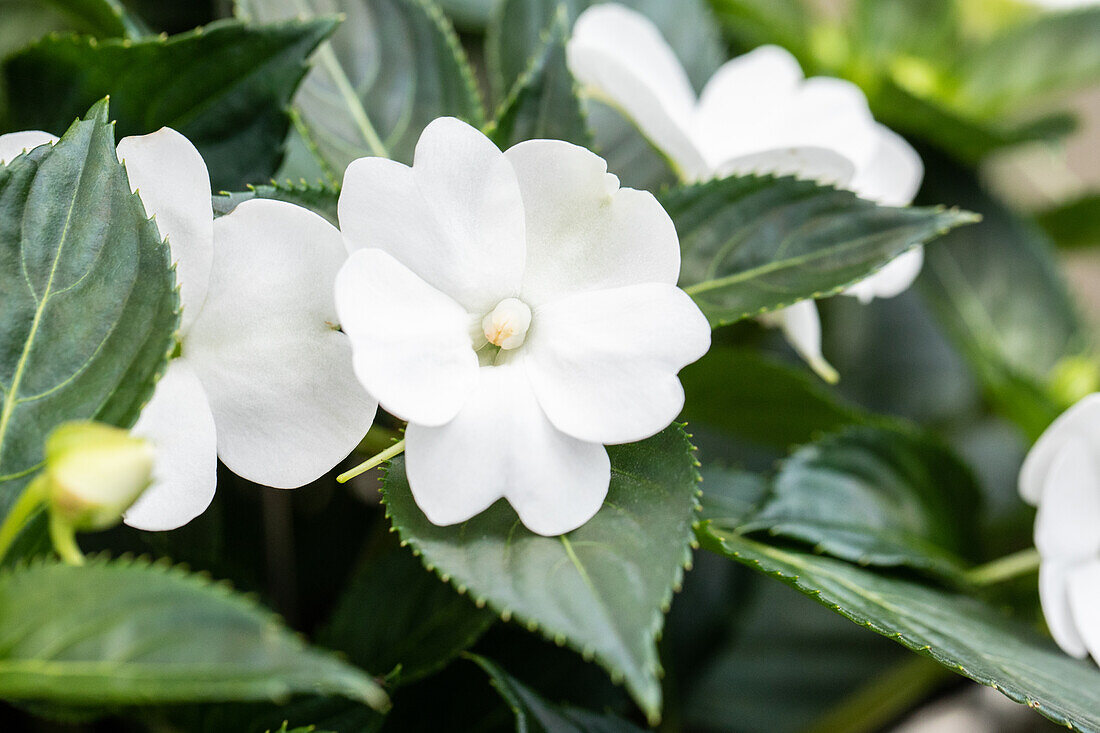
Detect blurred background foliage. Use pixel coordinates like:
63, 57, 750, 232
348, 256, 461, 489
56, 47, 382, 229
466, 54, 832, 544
0, 0, 1098, 731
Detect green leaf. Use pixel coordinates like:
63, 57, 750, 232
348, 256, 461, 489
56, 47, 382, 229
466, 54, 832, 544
3, 18, 336, 190
236, 0, 485, 175
469, 654, 648, 733
0, 99, 178, 518
710, 426, 980, 583
698, 530, 1100, 733
486, 8, 591, 150
319, 541, 495, 685
662, 174, 978, 327
957, 7, 1100, 115
0, 557, 389, 710
437, 0, 496, 29
381, 426, 701, 725
707, 0, 810, 57
486, 0, 723, 104
680, 346, 871, 449
214, 182, 340, 226
917, 155, 1089, 439
852, 0, 958, 66
1036, 193, 1100, 250
43, 0, 149, 39
684, 574, 918, 733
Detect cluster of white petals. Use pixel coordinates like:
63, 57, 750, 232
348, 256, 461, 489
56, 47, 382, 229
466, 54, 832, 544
0, 129, 376, 531
334, 117, 711, 536
566, 4, 925, 380
1020, 394, 1100, 660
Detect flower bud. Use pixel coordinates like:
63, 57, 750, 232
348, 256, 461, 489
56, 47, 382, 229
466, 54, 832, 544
44, 422, 154, 531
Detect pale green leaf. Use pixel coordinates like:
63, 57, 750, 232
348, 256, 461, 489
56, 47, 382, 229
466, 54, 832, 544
0, 557, 388, 710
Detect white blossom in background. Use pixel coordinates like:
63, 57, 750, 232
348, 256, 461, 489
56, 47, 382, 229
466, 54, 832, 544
1019, 394, 1100, 660
0, 129, 377, 531
334, 117, 711, 536
566, 4, 925, 381
1030, 0, 1100, 9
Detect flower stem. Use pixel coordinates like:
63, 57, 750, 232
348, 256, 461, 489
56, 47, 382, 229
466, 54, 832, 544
0, 476, 47, 564
48, 515, 84, 566
338, 439, 406, 484
965, 547, 1041, 586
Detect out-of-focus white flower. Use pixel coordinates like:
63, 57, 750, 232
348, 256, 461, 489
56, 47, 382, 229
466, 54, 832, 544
0, 130, 377, 531
1019, 394, 1100, 659
1030, 0, 1099, 9
566, 4, 925, 380
334, 117, 711, 536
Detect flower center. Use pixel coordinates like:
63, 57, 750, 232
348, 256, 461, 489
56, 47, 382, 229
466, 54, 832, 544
482, 298, 532, 350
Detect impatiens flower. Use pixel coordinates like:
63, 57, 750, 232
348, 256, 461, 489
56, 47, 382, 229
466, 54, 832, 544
566, 4, 924, 380
1019, 394, 1100, 659
0, 129, 376, 531
334, 117, 711, 536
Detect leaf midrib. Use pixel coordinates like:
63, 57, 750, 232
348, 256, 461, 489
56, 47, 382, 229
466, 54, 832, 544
0, 141, 90, 474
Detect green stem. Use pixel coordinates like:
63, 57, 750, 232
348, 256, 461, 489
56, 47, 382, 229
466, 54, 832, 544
805, 657, 952, 733
0, 476, 47, 564
965, 547, 1041, 586
338, 439, 406, 484
48, 515, 84, 566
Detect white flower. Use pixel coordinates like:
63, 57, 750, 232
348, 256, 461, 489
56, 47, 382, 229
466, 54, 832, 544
1030, 0, 1099, 9
566, 4, 925, 380
0, 129, 376, 531
1019, 394, 1100, 659
333, 117, 711, 536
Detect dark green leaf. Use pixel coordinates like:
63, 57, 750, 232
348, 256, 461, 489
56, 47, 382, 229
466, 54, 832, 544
469, 654, 647, 732
1036, 193, 1100, 250
319, 541, 495, 685
486, 0, 723, 104
709, 426, 980, 582
0, 557, 388, 710
684, 575, 920, 733
680, 346, 871, 449
957, 7, 1100, 114
4, 18, 336, 190
662, 174, 978, 327
486, 8, 591, 150
917, 155, 1089, 439
698, 530, 1100, 733
214, 182, 340, 226
381, 426, 701, 725
43, 0, 149, 39
0, 99, 177, 518
237, 0, 485, 176
438, 0, 495, 29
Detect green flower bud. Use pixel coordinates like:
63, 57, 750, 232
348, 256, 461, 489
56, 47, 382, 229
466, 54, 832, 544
44, 422, 154, 531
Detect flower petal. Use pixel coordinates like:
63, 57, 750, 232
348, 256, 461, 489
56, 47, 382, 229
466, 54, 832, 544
0, 131, 58, 164
405, 363, 610, 536
339, 117, 525, 314
1020, 393, 1100, 504
525, 283, 710, 444
849, 124, 924, 206
568, 4, 707, 180
506, 140, 681, 306
1034, 436, 1100, 561
117, 129, 214, 334
1069, 560, 1100, 661
126, 359, 218, 531
759, 300, 839, 383
696, 48, 878, 173
843, 247, 924, 304
1041, 559, 1089, 658
336, 248, 479, 427
185, 199, 378, 489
